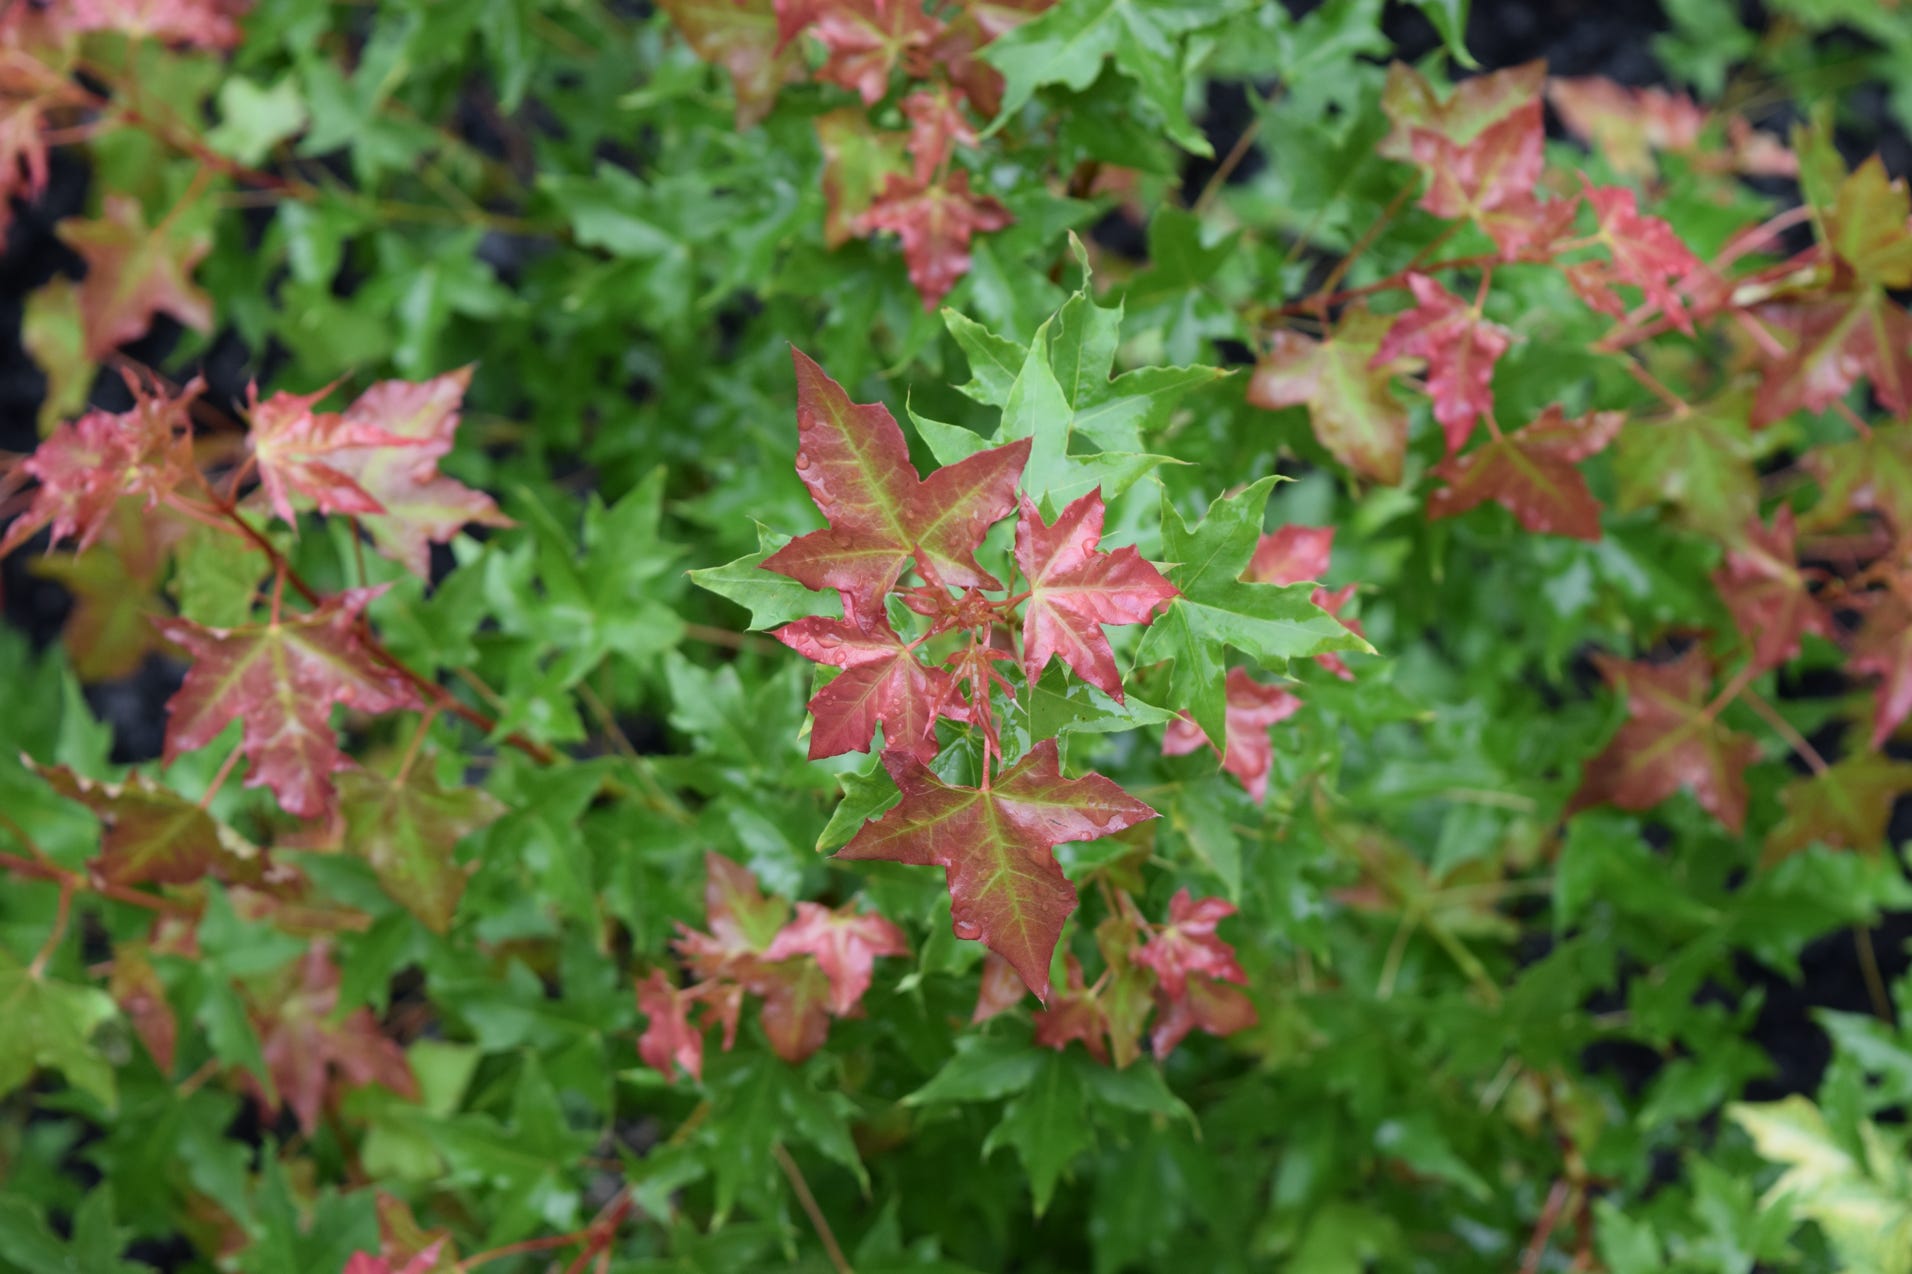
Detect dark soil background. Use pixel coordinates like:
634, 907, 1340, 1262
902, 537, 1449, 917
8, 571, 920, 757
3, 0, 1910, 1135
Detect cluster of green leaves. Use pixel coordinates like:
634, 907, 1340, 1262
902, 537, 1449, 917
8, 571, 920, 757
4, 1, 1912, 1272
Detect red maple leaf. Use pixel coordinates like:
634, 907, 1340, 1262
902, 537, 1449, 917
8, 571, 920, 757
756, 961, 834, 1064
775, 613, 962, 761
837, 739, 1157, 1001
656, 0, 802, 127
1849, 593, 1912, 750
329, 370, 511, 578
155, 588, 419, 819
902, 85, 978, 181
58, 195, 213, 358
0, 380, 196, 558
245, 943, 417, 1133
1711, 508, 1829, 672
0, 56, 53, 237
342, 1241, 446, 1274
1373, 273, 1512, 454
763, 900, 909, 1015
1014, 490, 1178, 702
635, 969, 711, 1082
1750, 294, 1912, 429
970, 950, 1027, 1023
1565, 183, 1702, 333
1032, 955, 1111, 1064
810, 0, 941, 105
762, 349, 1030, 614
1426, 406, 1624, 540
246, 385, 430, 528
1380, 62, 1546, 227
1249, 309, 1414, 485
56, 0, 248, 47
31, 761, 260, 888
109, 946, 177, 1074
1161, 667, 1300, 804
1569, 649, 1760, 833
1132, 889, 1248, 998
1247, 525, 1333, 585
859, 168, 1012, 310
674, 852, 792, 984
1150, 974, 1256, 1058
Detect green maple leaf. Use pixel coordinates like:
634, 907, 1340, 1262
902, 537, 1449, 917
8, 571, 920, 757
689, 525, 843, 631
336, 765, 507, 933
1135, 476, 1372, 746
982, 0, 1253, 157
30, 760, 261, 888
0, 947, 119, 1109
1766, 754, 1912, 866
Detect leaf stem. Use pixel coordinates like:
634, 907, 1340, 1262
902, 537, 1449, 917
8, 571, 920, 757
28, 879, 74, 977
199, 741, 245, 809
773, 1143, 854, 1274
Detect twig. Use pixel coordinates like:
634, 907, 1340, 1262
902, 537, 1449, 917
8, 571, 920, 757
1519, 1179, 1573, 1274
773, 1144, 853, 1274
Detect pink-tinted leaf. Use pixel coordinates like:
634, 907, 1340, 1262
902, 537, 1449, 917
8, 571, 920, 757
1246, 525, 1334, 586
762, 899, 909, 1016
1751, 293, 1912, 429
811, 0, 941, 105
1014, 490, 1177, 701
1161, 667, 1300, 804
1031, 956, 1109, 1064
1569, 649, 1759, 833
816, 108, 907, 249
246, 386, 428, 528
837, 740, 1156, 1001
1547, 77, 1706, 179
247, 943, 417, 1133
776, 612, 962, 761
971, 951, 1026, 1023
656, 0, 802, 126
30, 760, 259, 888
58, 195, 212, 358
636, 970, 707, 1082
155, 588, 418, 820
1567, 183, 1702, 333
1426, 406, 1623, 540
1373, 273, 1511, 453
859, 168, 1012, 310
1850, 593, 1912, 750
757, 960, 833, 1063
1132, 889, 1247, 998
1249, 309, 1413, 485
763, 349, 1030, 613
1149, 974, 1256, 1058
1711, 508, 1829, 672
901, 85, 978, 181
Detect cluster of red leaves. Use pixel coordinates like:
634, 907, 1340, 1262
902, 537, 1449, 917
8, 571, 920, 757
1, 0, 249, 50
637, 854, 910, 1079
996, 889, 1256, 1066
763, 349, 1177, 1001
1159, 525, 1362, 802
659, 0, 1049, 306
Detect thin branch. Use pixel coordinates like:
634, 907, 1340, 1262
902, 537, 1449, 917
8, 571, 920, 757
773, 1144, 854, 1274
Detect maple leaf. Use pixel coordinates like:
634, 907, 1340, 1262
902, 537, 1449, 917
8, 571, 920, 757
859, 168, 1012, 310
0, 947, 119, 1109
58, 195, 213, 358
1569, 649, 1760, 833
155, 588, 419, 820
1849, 593, 1912, 750
837, 739, 1157, 1001
757, 960, 834, 1063
56, 0, 248, 47
1711, 509, 1829, 673
109, 946, 176, 1074
636, 969, 709, 1082
1249, 309, 1414, 485
1565, 184, 1702, 333
246, 385, 430, 528
971, 950, 1027, 1023
1014, 490, 1178, 701
775, 613, 962, 762
326, 370, 511, 578
1613, 403, 1760, 540
762, 349, 1030, 614
1134, 476, 1369, 748
334, 766, 506, 934
1149, 974, 1256, 1058
810, 0, 941, 105
341, 1241, 447, 1274
1546, 77, 1706, 179
0, 382, 197, 558
1426, 406, 1624, 541
1243, 527, 1364, 681
246, 943, 417, 1133
0, 54, 52, 234
1379, 61, 1546, 226
1373, 273, 1512, 454
763, 900, 909, 1016
902, 85, 979, 182
30, 760, 261, 888
1032, 956, 1110, 1064
1132, 889, 1248, 998
1750, 294, 1912, 429
816, 108, 906, 249
1765, 755, 1912, 866
32, 499, 186, 681
1825, 156, 1912, 289
656, 0, 802, 127
674, 852, 792, 983
1161, 668, 1299, 804
1805, 425, 1912, 536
